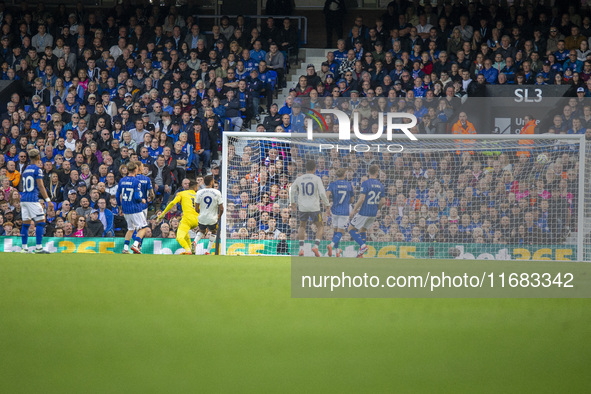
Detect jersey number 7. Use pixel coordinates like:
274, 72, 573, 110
337, 190, 347, 204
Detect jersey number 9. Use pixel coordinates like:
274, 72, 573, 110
204, 196, 212, 209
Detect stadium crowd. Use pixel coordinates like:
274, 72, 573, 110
0, 1, 585, 247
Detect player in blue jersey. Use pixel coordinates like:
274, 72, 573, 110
326, 168, 354, 257
135, 161, 154, 217
19, 149, 51, 253
348, 164, 385, 258
116, 162, 147, 254
132, 161, 154, 248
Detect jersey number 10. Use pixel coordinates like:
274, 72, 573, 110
23, 176, 36, 193
301, 182, 314, 196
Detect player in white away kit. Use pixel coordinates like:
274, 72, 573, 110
194, 175, 224, 255
290, 160, 329, 257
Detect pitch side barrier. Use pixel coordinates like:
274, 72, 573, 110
0, 236, 581, 260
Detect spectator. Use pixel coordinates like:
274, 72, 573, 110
76, 196, 92, 218
480, 59, 498, 84
150, 154, 173, 210
6, 161, 20, 187
565, 26, 586, 51
72, 216, 88, 237
86, 209, 104, 237
451, 112, 476, 152
222, 89, 243, 131
275, 18, 299, 59
97, 198, 114, 237
266, 43, 285, 87
32, 23, 54, 54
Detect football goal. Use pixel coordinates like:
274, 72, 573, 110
221, 132, 588, 261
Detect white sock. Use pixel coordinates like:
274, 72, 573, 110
124, 244, 129, 251
206, 234, 215, 251
133, 240, 140, 248
195, 232, 204, 242
329, 242, 334, 247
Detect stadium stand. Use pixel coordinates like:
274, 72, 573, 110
0, 1, 588, 255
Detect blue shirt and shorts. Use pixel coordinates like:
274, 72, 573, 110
136, 174, 153, 219
20, 164, 45, 222
327, 179, 354, 229
350, 178, 385, 230
116, 176, 147, 231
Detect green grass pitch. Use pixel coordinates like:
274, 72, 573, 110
0, 254, 590, 393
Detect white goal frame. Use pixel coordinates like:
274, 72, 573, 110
221, 132, 587, 261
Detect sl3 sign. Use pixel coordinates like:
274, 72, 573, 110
514, 88, 542, 103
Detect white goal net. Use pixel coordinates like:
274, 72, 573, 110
221, 133, 588, 261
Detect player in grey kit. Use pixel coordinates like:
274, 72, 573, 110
289, 160, 329, 256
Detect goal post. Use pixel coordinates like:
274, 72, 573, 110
221, 132, 588, 261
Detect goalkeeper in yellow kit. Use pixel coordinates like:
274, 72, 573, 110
157, 180, 200, 255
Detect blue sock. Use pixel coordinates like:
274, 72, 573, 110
349, 229, 364, 246
361, 232, 367, 244
132, 230, 138, 243
35, 222, 45, 248
332, 232, 343, 248
21, 223, 30, 248
124, 240, 130, 247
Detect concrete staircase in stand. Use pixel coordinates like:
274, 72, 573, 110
247, 48, 332, 131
